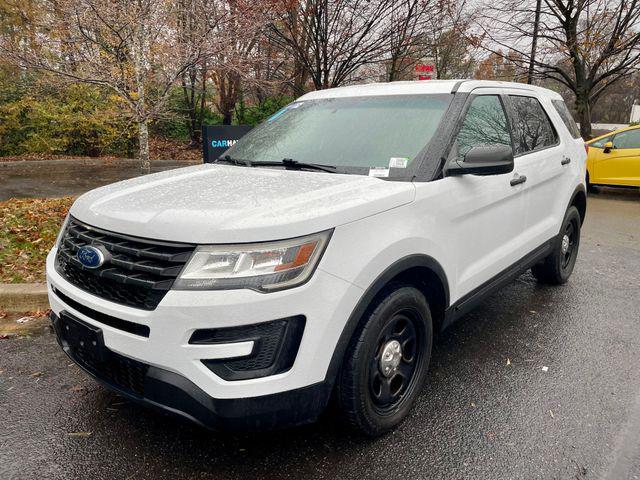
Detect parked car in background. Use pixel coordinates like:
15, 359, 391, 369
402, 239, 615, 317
46, 80, 587, 436
587, 125, 640, 188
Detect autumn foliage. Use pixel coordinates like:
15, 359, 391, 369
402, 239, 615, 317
0, 197, 74, 283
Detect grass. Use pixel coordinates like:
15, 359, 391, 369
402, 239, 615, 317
0, 197, 74, 283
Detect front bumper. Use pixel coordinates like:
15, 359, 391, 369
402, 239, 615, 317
50, 311, 330, 430
46, 247, 364, 422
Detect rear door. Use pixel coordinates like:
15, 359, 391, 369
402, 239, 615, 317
593, 128, 640, 186
504, 93, 566, 249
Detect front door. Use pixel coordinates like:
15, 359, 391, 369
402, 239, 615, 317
435, 93, 528, 301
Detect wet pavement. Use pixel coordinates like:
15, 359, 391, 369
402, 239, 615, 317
0, 159, 197, 201
1, 188, 639, 480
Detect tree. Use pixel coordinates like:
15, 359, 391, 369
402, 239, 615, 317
385, 0, 433, 82
177, 0, 209, 146
430, 27, 478, 79
0, 0, 210, 172
474, 51, 527, 81
424, 0, 479, 80
206, 0, 272, 124
478, 0, 640, 138
269, 0, 396, 90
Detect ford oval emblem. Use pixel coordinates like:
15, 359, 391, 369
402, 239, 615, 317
76, 245, 105, 269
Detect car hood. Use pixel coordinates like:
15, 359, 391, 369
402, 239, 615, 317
70, 164, 415, 243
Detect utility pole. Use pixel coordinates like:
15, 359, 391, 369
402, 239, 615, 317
527, 0, 542, 84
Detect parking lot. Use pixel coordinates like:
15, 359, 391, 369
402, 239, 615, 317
1, 188, 639, 480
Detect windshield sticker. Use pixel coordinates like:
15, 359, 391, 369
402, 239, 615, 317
369, 167, 390, 178
389, 157, 409, 168
267, 102, 303, 123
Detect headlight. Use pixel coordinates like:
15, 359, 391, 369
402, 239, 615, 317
173, 230, 332, 292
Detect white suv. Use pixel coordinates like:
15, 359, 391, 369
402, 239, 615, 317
46, 80, 587, 435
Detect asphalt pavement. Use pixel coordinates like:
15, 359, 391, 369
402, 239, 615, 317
1, 188, 639, 480
0, 159, 195, 201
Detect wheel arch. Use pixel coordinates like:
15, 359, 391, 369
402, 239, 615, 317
569, 184, 587, 225
324, 254, 449, 388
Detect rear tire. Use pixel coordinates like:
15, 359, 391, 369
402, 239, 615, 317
531, 206, 581, 285
336, 283, 432, 436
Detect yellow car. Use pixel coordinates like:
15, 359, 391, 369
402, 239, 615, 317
587, 125, 640, 188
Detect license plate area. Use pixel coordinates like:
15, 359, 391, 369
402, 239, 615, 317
58, 312, 106, 364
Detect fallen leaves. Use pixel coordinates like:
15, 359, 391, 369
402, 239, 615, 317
68, 432, 92, 438
0, 196, 74, 283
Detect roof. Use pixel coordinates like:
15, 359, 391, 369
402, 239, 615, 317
298, 79, 564, 100
588, 124, 640, 144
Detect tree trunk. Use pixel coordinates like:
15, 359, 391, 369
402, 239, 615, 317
388, 55, 399, 82
576, 92, 592, 139
138, 120, 151, 173
197, 64, 207, 143
181, 74, 198, 147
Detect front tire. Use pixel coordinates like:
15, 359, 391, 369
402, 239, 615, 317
531, 206, 581, 285
336, 284, 432, 436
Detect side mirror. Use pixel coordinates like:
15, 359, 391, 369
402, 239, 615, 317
603, 141, 613, 153
445, 144, 514, 176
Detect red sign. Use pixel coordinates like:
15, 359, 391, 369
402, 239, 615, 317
415, 64, 434, 73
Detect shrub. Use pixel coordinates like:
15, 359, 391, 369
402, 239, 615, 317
236, 96, 293, 126
0, 77, 135, 157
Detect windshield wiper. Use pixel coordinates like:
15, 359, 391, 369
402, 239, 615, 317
282, 158, 337, 173
249, 158, 337, 173
215, 155, 252, 167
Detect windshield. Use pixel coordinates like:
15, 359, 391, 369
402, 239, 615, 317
224, 94, 452, 174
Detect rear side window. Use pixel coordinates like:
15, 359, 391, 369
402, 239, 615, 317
451, 95, 512, 160
509, 96, 558, 155
551, 99, 582, 139
612, 129, 640, 149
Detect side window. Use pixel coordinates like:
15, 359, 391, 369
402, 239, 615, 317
452, 95, 512, 161
551, 99, 581, 139
591, 135, 612, 149
612, 129, 640, 149
509, 96, 558, 155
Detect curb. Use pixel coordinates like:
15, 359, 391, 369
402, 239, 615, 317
0, 283, 50, 312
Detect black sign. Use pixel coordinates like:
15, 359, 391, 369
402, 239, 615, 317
202, 125, 253, 163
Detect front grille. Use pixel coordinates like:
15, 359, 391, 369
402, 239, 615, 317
55, 217, 195, 310
73, 341, 149, 396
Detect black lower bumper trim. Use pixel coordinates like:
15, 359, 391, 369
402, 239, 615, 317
50, 311, 330, 431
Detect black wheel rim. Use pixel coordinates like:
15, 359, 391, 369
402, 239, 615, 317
561, 219, 578, 269
368, 310, 423, 414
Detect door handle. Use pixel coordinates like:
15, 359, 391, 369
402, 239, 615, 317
561, 157, 571, 165
510, 174, 527, 186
